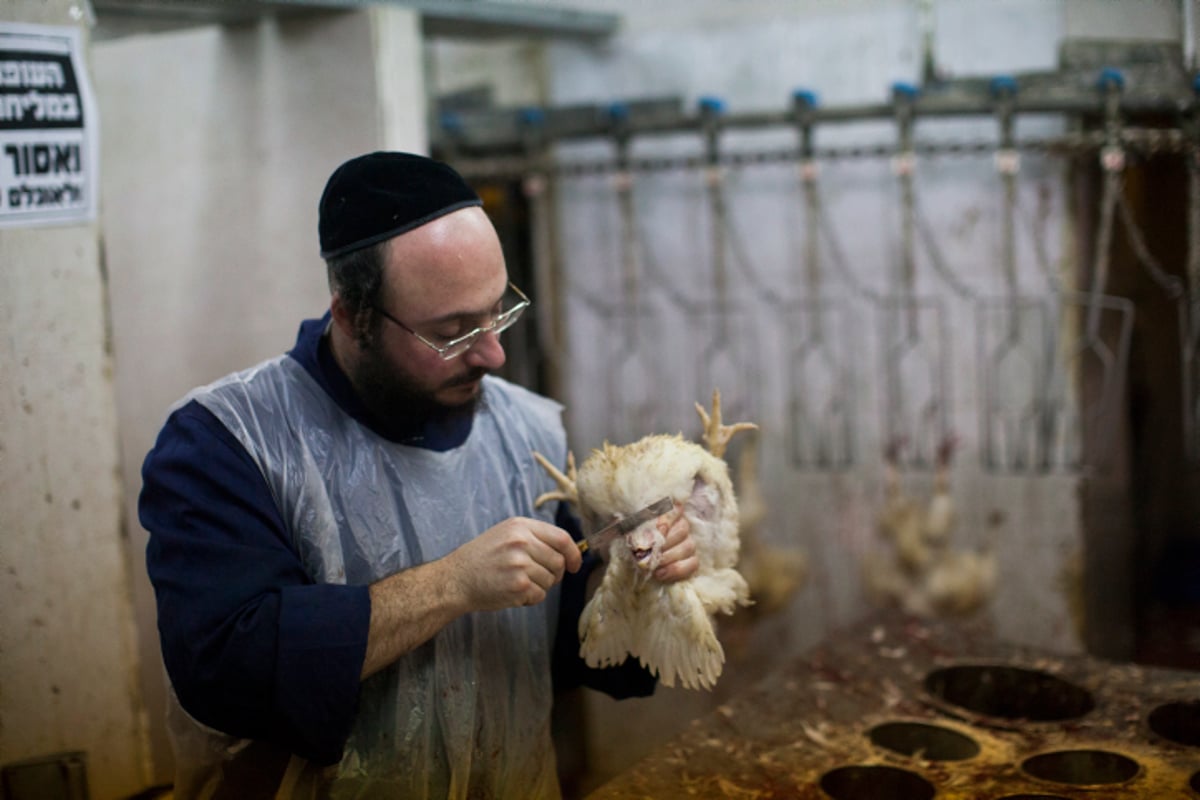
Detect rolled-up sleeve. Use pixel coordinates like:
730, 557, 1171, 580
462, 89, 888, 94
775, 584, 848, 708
140, 401, 369, 764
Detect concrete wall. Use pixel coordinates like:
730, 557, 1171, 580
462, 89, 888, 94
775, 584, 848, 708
0, 1, 148, 798
89, 5, 425, 787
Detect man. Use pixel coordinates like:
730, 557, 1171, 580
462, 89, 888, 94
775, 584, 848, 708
139, 151, 698, 799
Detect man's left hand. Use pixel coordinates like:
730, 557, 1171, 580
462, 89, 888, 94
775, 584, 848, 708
653, 504, 698, 582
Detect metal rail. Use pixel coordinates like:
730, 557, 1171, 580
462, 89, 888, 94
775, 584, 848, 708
440, 46, 1195, 164
450, 128, 1189, 182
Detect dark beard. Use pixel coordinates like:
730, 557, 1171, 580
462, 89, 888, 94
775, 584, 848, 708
351, 338, 487, 433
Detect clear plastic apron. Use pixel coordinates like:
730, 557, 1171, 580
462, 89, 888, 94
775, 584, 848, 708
167, 357, 567, 800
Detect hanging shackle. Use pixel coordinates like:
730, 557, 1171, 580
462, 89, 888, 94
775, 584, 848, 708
1097, 68, 1126, 173
791, 88, 819, 161
608, 101, 639, 305
891, 81, 919, 174
990, 75, 1020, 175
517, 106, 548, 197
792, 88, 822, 297
698, 95, 729, 319
608, 101, 633, 181
698, 95, 725, 174
518, 106, 546, 150
438, 111, 465, 160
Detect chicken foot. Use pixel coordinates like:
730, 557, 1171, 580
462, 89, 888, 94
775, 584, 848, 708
695, 388, 758, 459
532, 450, 579, 509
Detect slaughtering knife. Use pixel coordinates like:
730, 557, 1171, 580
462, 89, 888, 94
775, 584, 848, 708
577, 496, 674, 554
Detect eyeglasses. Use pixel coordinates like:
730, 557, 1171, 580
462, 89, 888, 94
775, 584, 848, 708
373, 282, 531, 361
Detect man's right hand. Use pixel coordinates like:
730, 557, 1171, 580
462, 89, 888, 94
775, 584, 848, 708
446, 517, 583, 612
361, 517, 582, 679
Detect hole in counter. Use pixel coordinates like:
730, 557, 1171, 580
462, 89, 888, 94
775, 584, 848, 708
1149, 700, 1200, 747
868, 721, 980, 761
1021, 750, 1139, 786
818, 765, 934, 800
924, 665, 1095, 722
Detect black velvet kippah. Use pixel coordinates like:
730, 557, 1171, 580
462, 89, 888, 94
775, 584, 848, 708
318, 151, 483, 259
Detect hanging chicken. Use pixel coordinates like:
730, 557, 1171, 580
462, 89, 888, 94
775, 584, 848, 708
533, 390, 756, 690
863, 435, 996, 617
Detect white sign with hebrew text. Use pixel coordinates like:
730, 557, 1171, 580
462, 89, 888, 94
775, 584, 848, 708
0, 22, 98, 228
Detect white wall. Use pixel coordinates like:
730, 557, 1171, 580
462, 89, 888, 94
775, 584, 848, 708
91, 6, 426, 785
1064, 0, 1185, 41
0, 2, 148, 798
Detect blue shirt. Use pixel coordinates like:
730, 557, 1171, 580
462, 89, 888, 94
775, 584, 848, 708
140, 313, 653, 765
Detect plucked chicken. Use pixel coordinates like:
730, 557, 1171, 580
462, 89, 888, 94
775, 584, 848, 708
533, 390, 756, 690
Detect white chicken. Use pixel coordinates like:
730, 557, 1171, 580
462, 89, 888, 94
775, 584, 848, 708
864, 435, 996, 617
923, 436, 958, 546
533, 390, 756, 690
877, 443, 930, 574
924, 549, 997, 616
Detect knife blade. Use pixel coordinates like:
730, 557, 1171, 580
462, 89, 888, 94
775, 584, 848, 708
577, 496, 675, 554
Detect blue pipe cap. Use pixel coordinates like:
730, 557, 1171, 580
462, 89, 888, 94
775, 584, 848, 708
518, 107, 546, 127
891, 81, 920, 100
698, 96, 726, 116
1097, 67, 1125, 91
607, 102, 630, 123
792, 89, 819, 109
1193, 71, 1200, 96
438, 111, 463, 135
989, 75, 1018, 97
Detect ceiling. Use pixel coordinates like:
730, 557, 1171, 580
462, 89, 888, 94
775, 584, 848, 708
89, 0, 620, 41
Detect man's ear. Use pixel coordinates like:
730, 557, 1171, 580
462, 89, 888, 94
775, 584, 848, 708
329, 292, 356, 338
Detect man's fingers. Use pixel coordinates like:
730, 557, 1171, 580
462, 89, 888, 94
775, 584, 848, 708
518, 581, 548, 607
528, 518, 583, 573
504, 555, 555, 608
525, 560, 558, 593
659, 507, 691, 548
657, 532, 696, 567
655, 554, 699, 582
654, 505, 696, 583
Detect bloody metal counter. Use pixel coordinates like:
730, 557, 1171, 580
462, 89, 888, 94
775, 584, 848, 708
585, 612, 1200, 799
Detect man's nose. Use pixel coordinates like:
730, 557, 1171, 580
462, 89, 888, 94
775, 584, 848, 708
463, 330, 506, 371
